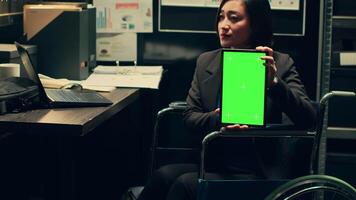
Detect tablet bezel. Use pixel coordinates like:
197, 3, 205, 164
220, 48, 267, 127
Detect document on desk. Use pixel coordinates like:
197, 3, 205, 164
83, 66, 163, 89
39, 74, 116, 92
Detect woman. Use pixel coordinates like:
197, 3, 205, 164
184, 0, 316, 134
138, 0, 317, 199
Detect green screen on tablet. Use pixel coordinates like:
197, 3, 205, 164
220, 49, 267, 126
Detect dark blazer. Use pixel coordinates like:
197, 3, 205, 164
183, 49, 317, 178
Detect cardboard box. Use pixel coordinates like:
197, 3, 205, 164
23, 3, 96, 80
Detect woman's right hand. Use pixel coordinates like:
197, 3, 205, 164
256, 46, 278, 88
223, 124, 249, 131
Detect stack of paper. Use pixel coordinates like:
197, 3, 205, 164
83, 66, 163, 89
39, 74, 115, 92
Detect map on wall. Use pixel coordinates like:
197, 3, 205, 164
94, 0, 153, 33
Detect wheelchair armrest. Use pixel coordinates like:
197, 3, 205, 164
169, 101, 188, 110
156, 101, 187, 119
219, 128, 315, 138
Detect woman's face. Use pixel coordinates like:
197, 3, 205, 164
218, 0, 251, 48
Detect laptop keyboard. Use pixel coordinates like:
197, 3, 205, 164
45, 89, 103, 102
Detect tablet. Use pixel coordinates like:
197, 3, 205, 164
220, 49, 267, 127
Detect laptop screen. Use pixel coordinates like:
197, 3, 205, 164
15, 42, 49, 104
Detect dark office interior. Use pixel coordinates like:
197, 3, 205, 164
0, 0, 356, 200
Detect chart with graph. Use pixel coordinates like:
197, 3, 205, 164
94, 0, 152, 33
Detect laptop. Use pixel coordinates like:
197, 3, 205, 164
15, 42, 113, 108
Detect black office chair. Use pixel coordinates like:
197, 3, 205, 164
197, 91, 356, 200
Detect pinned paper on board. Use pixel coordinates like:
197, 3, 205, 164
96, 33, 137, 61
94, 0, 153, 33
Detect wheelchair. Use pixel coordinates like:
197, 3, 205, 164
121, 101, 198, 200
197, 91, 356, 200
122, 91, 356, 200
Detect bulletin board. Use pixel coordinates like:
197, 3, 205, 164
159, 0, 306, 36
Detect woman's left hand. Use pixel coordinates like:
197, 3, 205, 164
256, 46, 278, 88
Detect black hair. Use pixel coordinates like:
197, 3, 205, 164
216, 0, 273, 47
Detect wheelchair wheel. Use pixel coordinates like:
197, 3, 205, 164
265, 175, 356, 200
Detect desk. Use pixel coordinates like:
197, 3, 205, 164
0, 88, 140, 200
0, 88, 139, 136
